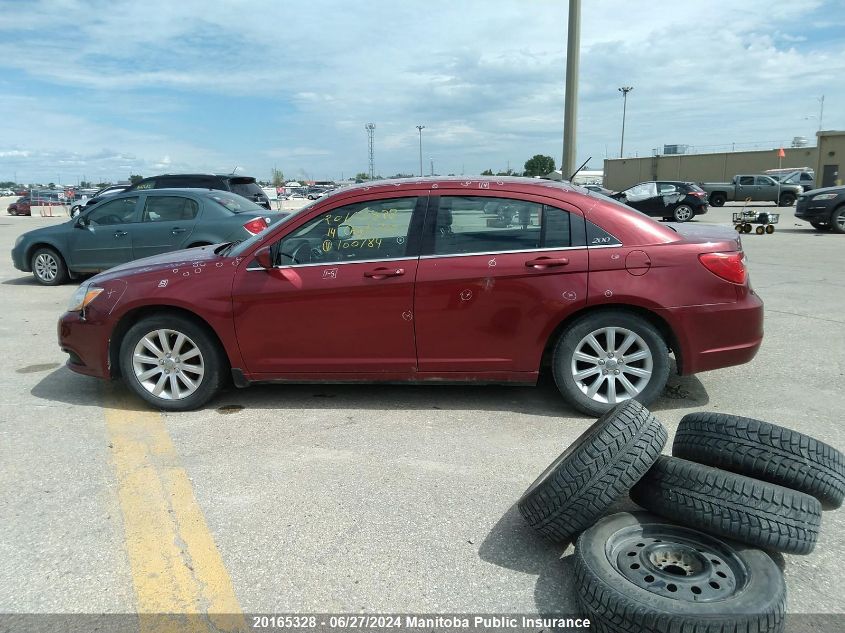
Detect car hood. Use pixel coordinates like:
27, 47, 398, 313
90, 244, 226, 282
800, 185, 844, 196
18, 221, 74, 239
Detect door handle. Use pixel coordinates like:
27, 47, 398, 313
114, 230, 128, 238
363, 267, 405, 279
171, 227, 188, 234
525, 257, 569, 268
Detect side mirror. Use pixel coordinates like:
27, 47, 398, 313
254, 245, 274, 269
75, 215, 88, 228
337, 224, 353, 240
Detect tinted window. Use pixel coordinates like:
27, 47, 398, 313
133, 179, 156, 190
657, 183, 679, 194
542, 206, 571, 248
801, 173, 813, 181
739, 176, 754, 185
277, 197, 416, 265
142, 196, 199, 222
87, 197, 138, 225
158, 176, 195, 188
756, 176, 775, 186
432, 196, 541, 255
229, 178, 265, 200
208, 192, 266, 213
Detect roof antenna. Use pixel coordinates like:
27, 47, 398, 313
230, 166, 241, 175
568, 157, 591, 182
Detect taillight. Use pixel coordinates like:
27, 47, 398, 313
698, 252, 747, 284
243, 217, 268, 235
689, 191, 706, 197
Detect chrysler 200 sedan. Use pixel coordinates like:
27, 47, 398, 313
57, 177, 763, 416
12, 189, 283, 285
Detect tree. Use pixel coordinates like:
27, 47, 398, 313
523, 155, 555, 177
481, 169, 494, 175
496, 168, 516, 176
129, 174, 144, 185
271, 168, 285, 187
354, 172, 370, 181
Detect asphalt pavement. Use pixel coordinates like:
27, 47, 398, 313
0, 199, 843, 627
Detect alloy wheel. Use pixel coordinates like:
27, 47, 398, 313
34, 252, 58, 282
570, 327, 653, 405
674, 205, 693, 222
132, 329, 205, 400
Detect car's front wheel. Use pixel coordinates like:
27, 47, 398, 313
31, 247, 68, 286
119, 315, 228, 411
552, 311, 670, 416
831, 206, 845, 234
778, 192, 796, 207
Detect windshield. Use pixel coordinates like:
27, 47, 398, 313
208, 192, 267, 213
229, 178, 266, 200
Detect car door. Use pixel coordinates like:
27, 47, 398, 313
131, 194, 199, 259
413, 194, 589, 374
621, 182, 659, 215
656, 182, 682, 214
231, 194, 426, 375
735, 176, 757, 201
755, 176, 778, 201
67, 196, 139, 270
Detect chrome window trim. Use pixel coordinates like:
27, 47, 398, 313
246, 255, 413, 272
418, 244, 618, 260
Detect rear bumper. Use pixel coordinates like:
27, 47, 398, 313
662, 290, 764, 375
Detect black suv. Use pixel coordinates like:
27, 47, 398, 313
128, 174, 271, 209
795, 185, 845, 233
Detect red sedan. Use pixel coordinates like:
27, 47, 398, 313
57, 177, 763, 414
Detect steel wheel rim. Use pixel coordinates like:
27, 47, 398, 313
34, 253, 58, 281
836, 211, 845, 231
606, 523, 748, 602
571, 327, 653, 405
132, 329, 204, 400
674, 206, 692, 221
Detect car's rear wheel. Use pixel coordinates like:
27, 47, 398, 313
552, 311, 671, 416
708, 193, 726, 207
672, 205, 694, 222
831, 206, 845, 234
31, 247, 68, 286
119, 315, 227, 411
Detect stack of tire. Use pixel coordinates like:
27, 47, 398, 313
517, 400, 844, 633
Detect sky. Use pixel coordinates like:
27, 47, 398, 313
0, 0, 843, 185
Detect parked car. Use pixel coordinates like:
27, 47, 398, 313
7, 196, 32, 216
612, 181, 708, 222
583, 184, 615, 196
55, 177, 762, 415
12, 189, 284, 285
700, 175, 802, 207
766, 169, 815, 192
794, 185, 845, 233
70, 185, 129, 217
0, 188, 15, 196
127, 174, 271, 209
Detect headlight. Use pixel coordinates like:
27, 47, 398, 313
67, 282, 104, 313
812, 193, 839, 201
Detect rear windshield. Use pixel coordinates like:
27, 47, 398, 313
687, 184, 705, 192
208, 192, 267, 213
228, 178, 266, 199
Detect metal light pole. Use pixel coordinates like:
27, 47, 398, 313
416, 125, 425, 177
561, 0, 581, 180
618, 86, 633, 158
430, 157, 434, 177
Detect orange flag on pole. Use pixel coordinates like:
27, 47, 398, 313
778, 148, 786, 158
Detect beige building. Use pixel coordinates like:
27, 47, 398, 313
603, 130, 845, 191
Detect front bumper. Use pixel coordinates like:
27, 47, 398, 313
795, 198, 835, 222
58, 311, 112, 379
663, 289, 764, 375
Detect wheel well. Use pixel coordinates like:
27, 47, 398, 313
26, 242, 66, 268
108, 305, 229, 378
539, 304, 683, 374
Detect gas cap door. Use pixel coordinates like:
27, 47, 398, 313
625, 250, 651, 276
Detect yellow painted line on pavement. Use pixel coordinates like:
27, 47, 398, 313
103, 387, 245, 633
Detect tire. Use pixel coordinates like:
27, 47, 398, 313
574, 512, 786, 633
708, 193, 726, 207
630, 456, 822, 555
778, 193, 796, 207
810, 221, 830, 231
518, 401, 666, 543
734, 224, 743, 232
742, 223, 752, 233
672, 205, 695, 222
765, 224, 775, 234
31, 247, 68, 286
673, 412, 845, 508
552, 310, 671, 417
755, 225, 764, 235
831, 206, 845, 234
119, 314, 228, 411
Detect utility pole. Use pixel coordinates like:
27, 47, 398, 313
430, 157, 434, 177
818, 95, 825, 132
561, 0, 581, 179
416, 125, 425, 177
618, 86, 634, 158
365, 123, 376, 180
